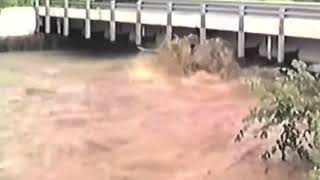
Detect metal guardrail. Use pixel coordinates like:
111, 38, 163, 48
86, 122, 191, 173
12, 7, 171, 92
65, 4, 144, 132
139, 0, 320, 18
116, 2, 136, 8
37, 0, 320, 19
142, 1, 166, 10
35, 0, 320, 63
91, 2, 110, 9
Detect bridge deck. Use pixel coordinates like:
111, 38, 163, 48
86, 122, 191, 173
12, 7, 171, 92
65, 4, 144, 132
37, 1, 320, 39
36, 0, 320, 63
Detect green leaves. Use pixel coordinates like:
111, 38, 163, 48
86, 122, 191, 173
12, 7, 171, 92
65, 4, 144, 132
0, 0, 30, 8
237, 59, 320, 168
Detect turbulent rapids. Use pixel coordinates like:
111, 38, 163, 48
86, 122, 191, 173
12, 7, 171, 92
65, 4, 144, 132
137, 34, 241, 80
0, 32, 307, 180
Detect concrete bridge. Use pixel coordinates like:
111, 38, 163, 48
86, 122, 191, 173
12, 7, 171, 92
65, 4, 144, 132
35, 0, 320, 64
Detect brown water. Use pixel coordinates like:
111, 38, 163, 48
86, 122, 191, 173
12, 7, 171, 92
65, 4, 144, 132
0, 51, 307, 180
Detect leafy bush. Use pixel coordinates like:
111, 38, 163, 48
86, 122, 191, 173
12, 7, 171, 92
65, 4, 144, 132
235, 59, 320, 178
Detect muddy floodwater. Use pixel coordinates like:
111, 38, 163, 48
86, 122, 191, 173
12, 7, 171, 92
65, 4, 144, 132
0, 51, 308, 180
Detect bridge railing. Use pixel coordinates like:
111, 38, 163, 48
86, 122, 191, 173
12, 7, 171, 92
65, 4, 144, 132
141, 1, 166, 10
35, 0, 320, 63
206, 4, 237, 13
37, 0, 320, 18
116, 2, 136, 8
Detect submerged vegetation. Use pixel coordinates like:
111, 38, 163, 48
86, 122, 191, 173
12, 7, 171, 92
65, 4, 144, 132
147, 34, 241, 80
235, 59, 320, 179
153, 35, 320, 179
236, 60, 320, 159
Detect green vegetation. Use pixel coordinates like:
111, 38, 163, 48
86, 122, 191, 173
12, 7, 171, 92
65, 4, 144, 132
235, 60, 320, 179
0, 0, 31, 8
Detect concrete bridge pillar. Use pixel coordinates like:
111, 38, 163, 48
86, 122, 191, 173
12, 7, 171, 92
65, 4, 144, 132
267, 35, 272, 60
56, 18, 62, 35
104, 23, 109, 39
142, 25, 145, 37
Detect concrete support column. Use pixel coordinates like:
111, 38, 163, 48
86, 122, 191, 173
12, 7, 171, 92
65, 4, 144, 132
166, 2, 173, 43
110, 0, 116, 42
142, 25, 145, 37
278, 7, 285, 63
63, 0, 69, 37
104, 24, 109, 39
85, 0, 91, 39
136, 0, 142, 45
267, 35, 272, 60
45, 0, 50, 34
56, 18, 62, 34
238, 5, 245, 59
35, 0, 40, 33
200, 3, 206, 45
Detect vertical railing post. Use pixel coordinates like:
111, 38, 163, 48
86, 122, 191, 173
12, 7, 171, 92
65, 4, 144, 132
45, 0, 50, 34
238, 5, 245, 59
85, 0, 91, 39
278, 7, 285, 63
200, 3, 206, 44
166, 2, 173, 43
110, 0, 116, 42
63, 0, 69, 36
136, 0, 142, 45
267, 35, 272, 60
35, 0, 40, 33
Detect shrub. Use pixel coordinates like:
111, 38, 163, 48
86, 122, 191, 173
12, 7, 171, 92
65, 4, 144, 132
235, 59, 320, 178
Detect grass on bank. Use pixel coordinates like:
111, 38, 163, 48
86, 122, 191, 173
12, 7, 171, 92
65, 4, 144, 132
0, 0, 30, 8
